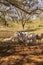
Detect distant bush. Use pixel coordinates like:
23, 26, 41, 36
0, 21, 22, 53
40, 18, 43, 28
39, 25, 43, 27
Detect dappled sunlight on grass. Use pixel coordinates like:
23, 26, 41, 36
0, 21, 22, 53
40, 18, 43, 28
0, 19, 43, 34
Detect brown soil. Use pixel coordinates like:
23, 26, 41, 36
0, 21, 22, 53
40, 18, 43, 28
0, 43, 43, 65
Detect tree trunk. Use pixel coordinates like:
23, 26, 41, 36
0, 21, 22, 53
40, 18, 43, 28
22, 20, 25, 29
4, 20, 8, 27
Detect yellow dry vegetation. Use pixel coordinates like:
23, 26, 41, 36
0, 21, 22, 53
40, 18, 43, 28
0, 18, 43, 34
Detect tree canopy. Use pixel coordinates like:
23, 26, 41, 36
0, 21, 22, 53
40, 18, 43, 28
0, 0, 43, 28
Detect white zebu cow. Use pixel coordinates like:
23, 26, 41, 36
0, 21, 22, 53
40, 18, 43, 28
26, 33, 36, 45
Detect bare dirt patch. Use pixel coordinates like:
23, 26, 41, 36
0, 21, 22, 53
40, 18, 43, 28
0, 43, 43, 65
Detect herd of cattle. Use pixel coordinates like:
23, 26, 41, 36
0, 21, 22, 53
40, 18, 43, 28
3, 32, 43, 45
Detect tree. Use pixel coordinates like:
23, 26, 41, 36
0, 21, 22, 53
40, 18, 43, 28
0, 0, 43, 28
6, 0, 43, 28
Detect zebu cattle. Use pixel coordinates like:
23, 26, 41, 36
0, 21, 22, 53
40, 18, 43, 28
36, 34, 42, 44
12, 32, 20, 43
17, 32, 28, 44
13, 32, 25, 43
12, 32, 43, 45
25, 33, 37, 45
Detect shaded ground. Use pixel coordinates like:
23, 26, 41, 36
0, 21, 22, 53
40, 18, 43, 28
0, 42, 43, 65
0, 22, 43, 65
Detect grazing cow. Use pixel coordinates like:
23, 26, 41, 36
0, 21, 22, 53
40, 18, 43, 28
13, 32, 25, 43
12, 32, 38, 45
36, 34, 42, 44
12, 32, 20, 43
27, 33, 36, 44
18, 32, 28, 44
29, 39, 33, 45
24, 33, 36, 46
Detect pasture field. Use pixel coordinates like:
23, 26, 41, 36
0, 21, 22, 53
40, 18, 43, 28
0, 19, 43, 65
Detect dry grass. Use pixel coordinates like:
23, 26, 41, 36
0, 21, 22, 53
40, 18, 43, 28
0, 19, 43, 65
0, 18, 43, 33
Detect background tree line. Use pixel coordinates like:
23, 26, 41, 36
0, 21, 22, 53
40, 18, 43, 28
0, 0, 43, 28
